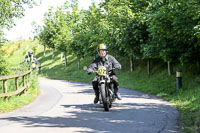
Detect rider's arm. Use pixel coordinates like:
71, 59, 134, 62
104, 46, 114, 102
33, 56, 41, 67
87, 57, 99, 74
110, 55, 121, 70
87, 63, 96, 74
24, 55, 28, 63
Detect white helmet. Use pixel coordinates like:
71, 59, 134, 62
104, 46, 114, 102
28, 49, 33, 55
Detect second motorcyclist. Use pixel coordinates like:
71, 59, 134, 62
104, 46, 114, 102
24, 49, 41, 74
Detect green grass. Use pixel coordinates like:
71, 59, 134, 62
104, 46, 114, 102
117, 68, 200, 133
0, 40, 40, 113
0, 71, 40, 113
36, 47, 200, 133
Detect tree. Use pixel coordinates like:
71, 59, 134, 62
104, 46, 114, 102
101, 0, 149, 71
0, 0, 36, 38
70, 10, 89, 69
39, 7, 58, 59
54, 7, 72, 66
0, 0, 36, 75
0, 0, 35, 27
145, 0, 200, 75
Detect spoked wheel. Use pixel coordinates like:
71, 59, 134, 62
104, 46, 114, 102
100, 83, 109, 111
108, 83, 114, 108
109, 103, 112, 108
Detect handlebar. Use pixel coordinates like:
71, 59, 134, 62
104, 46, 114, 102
86, 65, 116, 75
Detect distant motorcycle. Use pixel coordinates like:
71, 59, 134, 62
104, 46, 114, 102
31, 61, 36, 70
24, 61, 41, 74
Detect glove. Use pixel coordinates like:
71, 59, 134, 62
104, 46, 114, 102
87, 69, 93, 75
87, 71, 92, 75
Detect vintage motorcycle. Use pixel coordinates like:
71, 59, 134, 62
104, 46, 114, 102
25, 61, 41, 74
84, 65, 116, 111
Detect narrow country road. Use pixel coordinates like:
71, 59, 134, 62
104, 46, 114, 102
0, 78, 180, 133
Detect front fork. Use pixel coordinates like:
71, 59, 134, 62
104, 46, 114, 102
109, 83, 115, 100
98, 77, 115, 103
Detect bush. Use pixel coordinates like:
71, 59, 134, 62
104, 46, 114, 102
0, 51, 8, 76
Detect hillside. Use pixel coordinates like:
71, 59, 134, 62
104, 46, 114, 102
0, 40, 39, 113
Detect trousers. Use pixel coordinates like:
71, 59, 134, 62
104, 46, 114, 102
92, 75, 119, 91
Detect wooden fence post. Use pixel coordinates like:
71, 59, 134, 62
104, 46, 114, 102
0, 70, 32, 98
3, 80, 8, 100
15, 77, 19, 90
29, 72, 31, 83
3, 80, 7, 93
23, 76, 26, 87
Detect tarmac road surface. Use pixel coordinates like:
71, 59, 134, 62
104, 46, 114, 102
0, 77, 180, 133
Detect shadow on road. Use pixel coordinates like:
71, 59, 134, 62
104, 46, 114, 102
0, 79, 180, 133
1, 101, 179, 133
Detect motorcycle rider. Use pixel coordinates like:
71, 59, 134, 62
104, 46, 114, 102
87, 43, 122, 104
24, 49, 41, 74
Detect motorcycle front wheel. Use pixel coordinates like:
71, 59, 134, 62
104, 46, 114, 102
100, 83, 109, 111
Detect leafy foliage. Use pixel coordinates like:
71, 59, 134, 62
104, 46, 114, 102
0, 0, 36, 39
35, 0, 200, 65
0, 0, 37, 74
145, 0, 200, 63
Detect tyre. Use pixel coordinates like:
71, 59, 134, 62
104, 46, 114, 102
109, 103, 112, 108
100, 83, 109, 111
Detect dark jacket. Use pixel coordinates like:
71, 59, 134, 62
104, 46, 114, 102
87, 55, 121, 76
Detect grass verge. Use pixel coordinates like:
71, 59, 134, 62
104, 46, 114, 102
0, 72, 40, 113
0, 40, 40, 113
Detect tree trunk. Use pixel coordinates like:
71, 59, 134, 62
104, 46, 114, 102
130, 55, 133, 72
52, 48, 54, 59
37, 43, 40, 48
43, 46, 46, 56
94, 54, 96, 60
147, 59, 150, 75
61, 52, 63, 61
64, 52, 67, 67
168, 61, 171, 76
77, 57, 80, 70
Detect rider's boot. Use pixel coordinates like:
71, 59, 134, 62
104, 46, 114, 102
114, 87, 122, 100
94, 89, 99, 104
